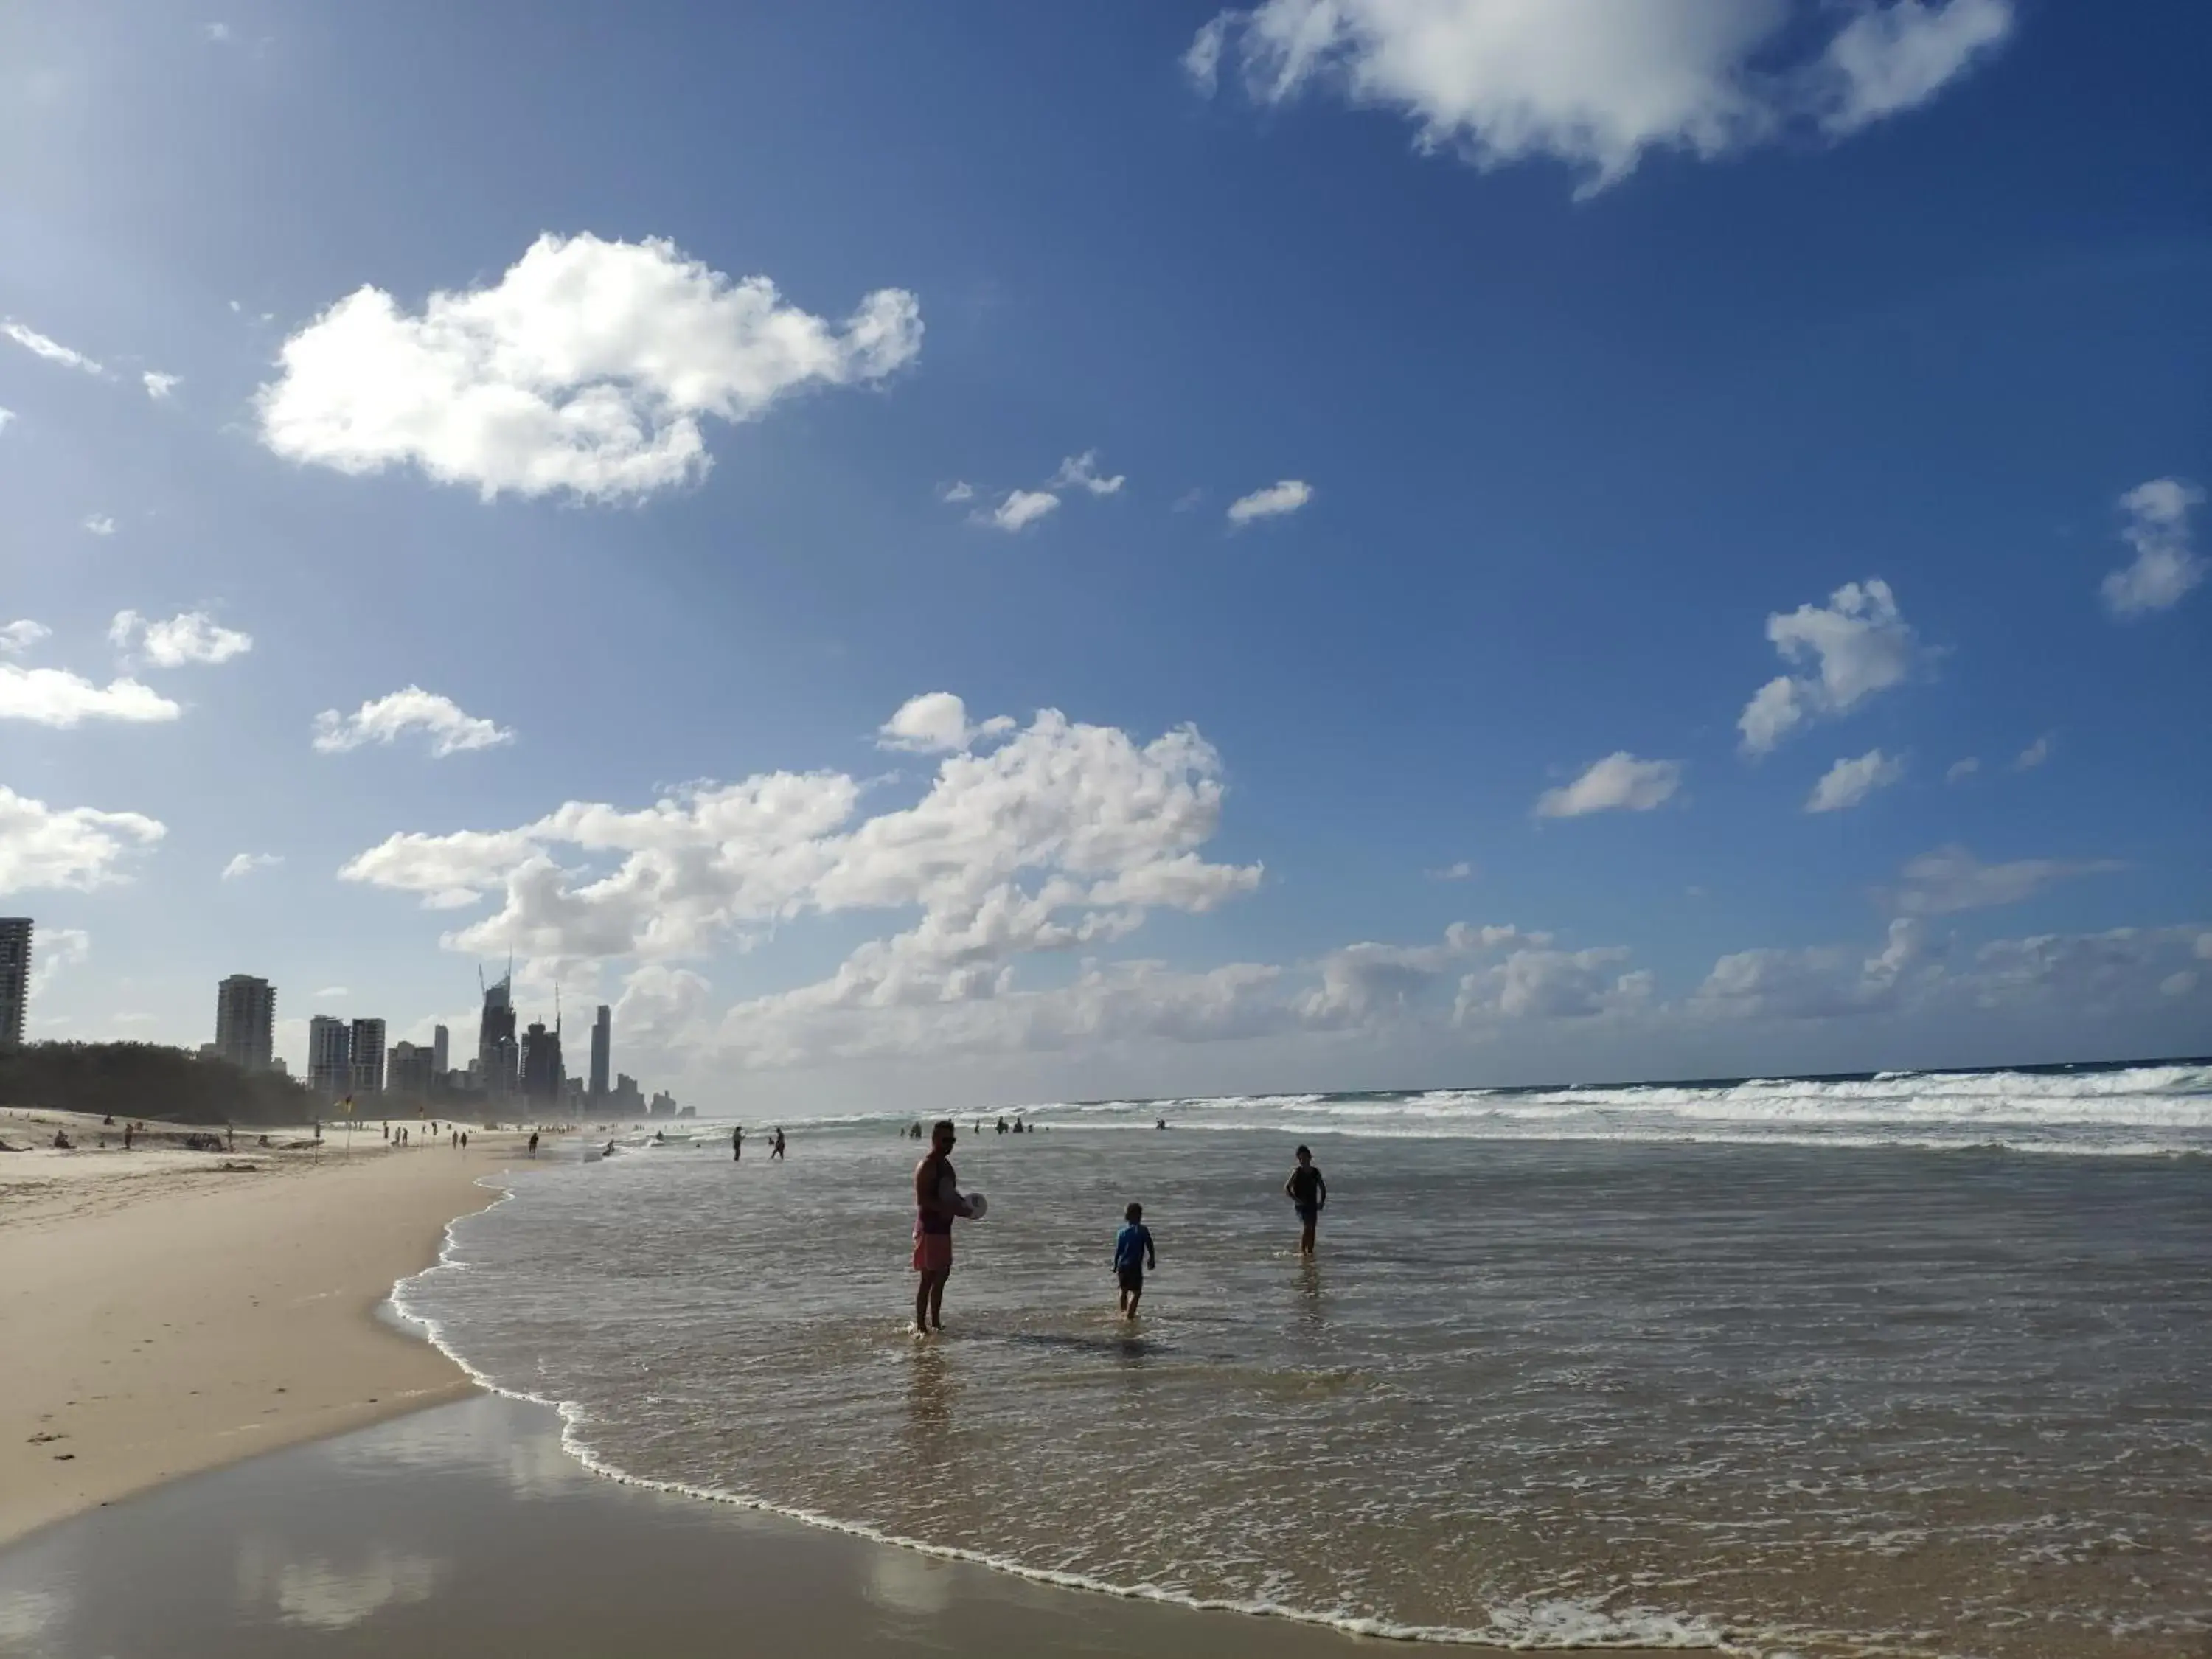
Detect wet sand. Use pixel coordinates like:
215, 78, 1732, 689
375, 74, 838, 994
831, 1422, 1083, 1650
0, 1394, 1688, 1656
0, 1113, 523, 1546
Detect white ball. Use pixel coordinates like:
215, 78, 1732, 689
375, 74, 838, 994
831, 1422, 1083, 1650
966, 1192, 989, 1220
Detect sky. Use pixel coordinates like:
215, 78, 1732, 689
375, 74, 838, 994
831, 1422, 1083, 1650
1, 0, 2207, 1112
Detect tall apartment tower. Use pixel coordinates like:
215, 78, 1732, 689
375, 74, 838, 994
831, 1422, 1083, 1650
432, 1023, 451, 1077
349, 1018, 388, 1096
519, 1018, 563, 1102
214, 975, 276, 1071
0, 919, 29, 1051
589, 1004, 611, 1097
478, 968, 518, 1096
307, 1015, 352, 1099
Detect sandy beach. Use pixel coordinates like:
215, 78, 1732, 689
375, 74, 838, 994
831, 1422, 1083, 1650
0, 1109, 521, 1548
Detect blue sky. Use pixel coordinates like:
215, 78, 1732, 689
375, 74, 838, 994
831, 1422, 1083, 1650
3, 0, 2206, 1110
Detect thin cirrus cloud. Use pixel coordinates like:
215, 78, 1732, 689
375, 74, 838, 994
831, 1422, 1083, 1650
255, 232, 924, 504
1226, 479, 1312, 525
313, 687, 515, 757
1183, 0, 2014, 198
0, 664, 180, 728
221, 852, 284, 881
1535, 752, 1683, 818
2101, 476, 2204, 617
109, 610, 253, 667
1879, 844, 2124, 916
3, 319, 104, 375
1048, 449, 1125, 496
1804, 748, 1905, 813
1738, 578, 1924, 757
2012, 734, 2051, 771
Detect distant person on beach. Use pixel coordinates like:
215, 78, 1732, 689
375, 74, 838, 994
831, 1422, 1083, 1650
1285, 1145, 1326, 1256
461, 1130, 469, 1149
1114, 1203, 1157, 1319
528, 1131, 540, 1157
122, 1122, 133, 1150
771, 1128, 785, 1161
732, 1125, 744, 1163
911, 1119, 973, 1335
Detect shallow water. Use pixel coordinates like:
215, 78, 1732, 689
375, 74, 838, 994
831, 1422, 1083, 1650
398, 1065, 2212, 1655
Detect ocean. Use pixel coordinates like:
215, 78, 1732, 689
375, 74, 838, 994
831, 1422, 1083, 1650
395, 1062, 2212, 1655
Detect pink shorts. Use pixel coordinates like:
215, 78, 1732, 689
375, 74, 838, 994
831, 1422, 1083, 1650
912, 1231, 953, 1273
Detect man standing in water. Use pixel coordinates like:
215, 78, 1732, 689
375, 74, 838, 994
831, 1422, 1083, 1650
911, 1119, 973, 1335
1284, 1144, 1326, 1256
732, 1124, 743, 1163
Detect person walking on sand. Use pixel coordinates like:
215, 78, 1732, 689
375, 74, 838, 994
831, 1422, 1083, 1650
911, 1120, 974, 1335
1284, 1144, 1326, 1256
1114, 1203, 1157, 1320
528, 1130, 539, 1157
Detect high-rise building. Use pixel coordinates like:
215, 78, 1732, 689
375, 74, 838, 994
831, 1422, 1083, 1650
478, 969, 518, 1096
589, 1004, 611, 1097
308, 1015, 352, 1100
519, 1018, 564, 1102
388, 1040, 436, 1096
0, 919, 30, 1050
349, 1018, 387, 1096
432, 1023, 450, 1077
214, 975, 276, 1071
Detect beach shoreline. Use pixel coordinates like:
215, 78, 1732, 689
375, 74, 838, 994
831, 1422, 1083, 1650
0, 1108, 526, 1548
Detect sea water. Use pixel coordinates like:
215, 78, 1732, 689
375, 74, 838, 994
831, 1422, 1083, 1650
396, 1062, 2212, 1655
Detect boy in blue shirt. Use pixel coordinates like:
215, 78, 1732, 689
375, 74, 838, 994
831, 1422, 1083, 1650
1113, 1203, 1157, 1319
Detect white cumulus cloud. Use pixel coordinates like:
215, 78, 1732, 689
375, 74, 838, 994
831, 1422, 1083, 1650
82, 515, 116, 537
109, 609, 253, 667
877, 692, 1015, 754
221, 852, 284, 881
1535, 751, 1682, 818
0, 664, 180, 727
975, 489, 1060, 532
255, 232, 924, 503
937, 481, 975, 503
2101, 476, 2203, 617
1226, 478, 1312, 525
1738, 578, 1922, 756
142, 371, 182, 400
0, 785, 166, 894
1945, 756, 1979, 783
313, 687, 515, 757
1186, 0, 2013, 197
0, 621, 50, 655
1805, 748, 1905, 813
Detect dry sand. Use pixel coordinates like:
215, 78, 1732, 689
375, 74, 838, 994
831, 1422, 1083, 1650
0, 1108, 524, 1547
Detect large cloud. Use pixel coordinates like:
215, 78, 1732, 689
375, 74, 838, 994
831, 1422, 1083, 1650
0, 785, 167, 893
0, 664, 179, 727
257, 233, 923, 502
340, 700, 1263, 992
1739, 579, 1924, 756
1186, 0, 2013, 197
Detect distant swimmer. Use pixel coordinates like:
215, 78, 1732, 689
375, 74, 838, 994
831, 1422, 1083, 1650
996, 1116, 1008, 1135
1114, 1202, 1157, 1320
604, 1139, 617, 1157
1156, 1117, 1168, 1130
1284, 1144, 1326, 1256
911, 1119, 975, 1335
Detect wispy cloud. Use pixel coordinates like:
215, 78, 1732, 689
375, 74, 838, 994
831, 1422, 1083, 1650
83, 514, 117, 537
2101, 477, 2202, 616
974, 489, 1060, 533
4, 320, 103, 376
1806, 748, 1905, 813
1226, 479, 1312, 526
221, 852, 283, 881
110, 610, 254, 667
